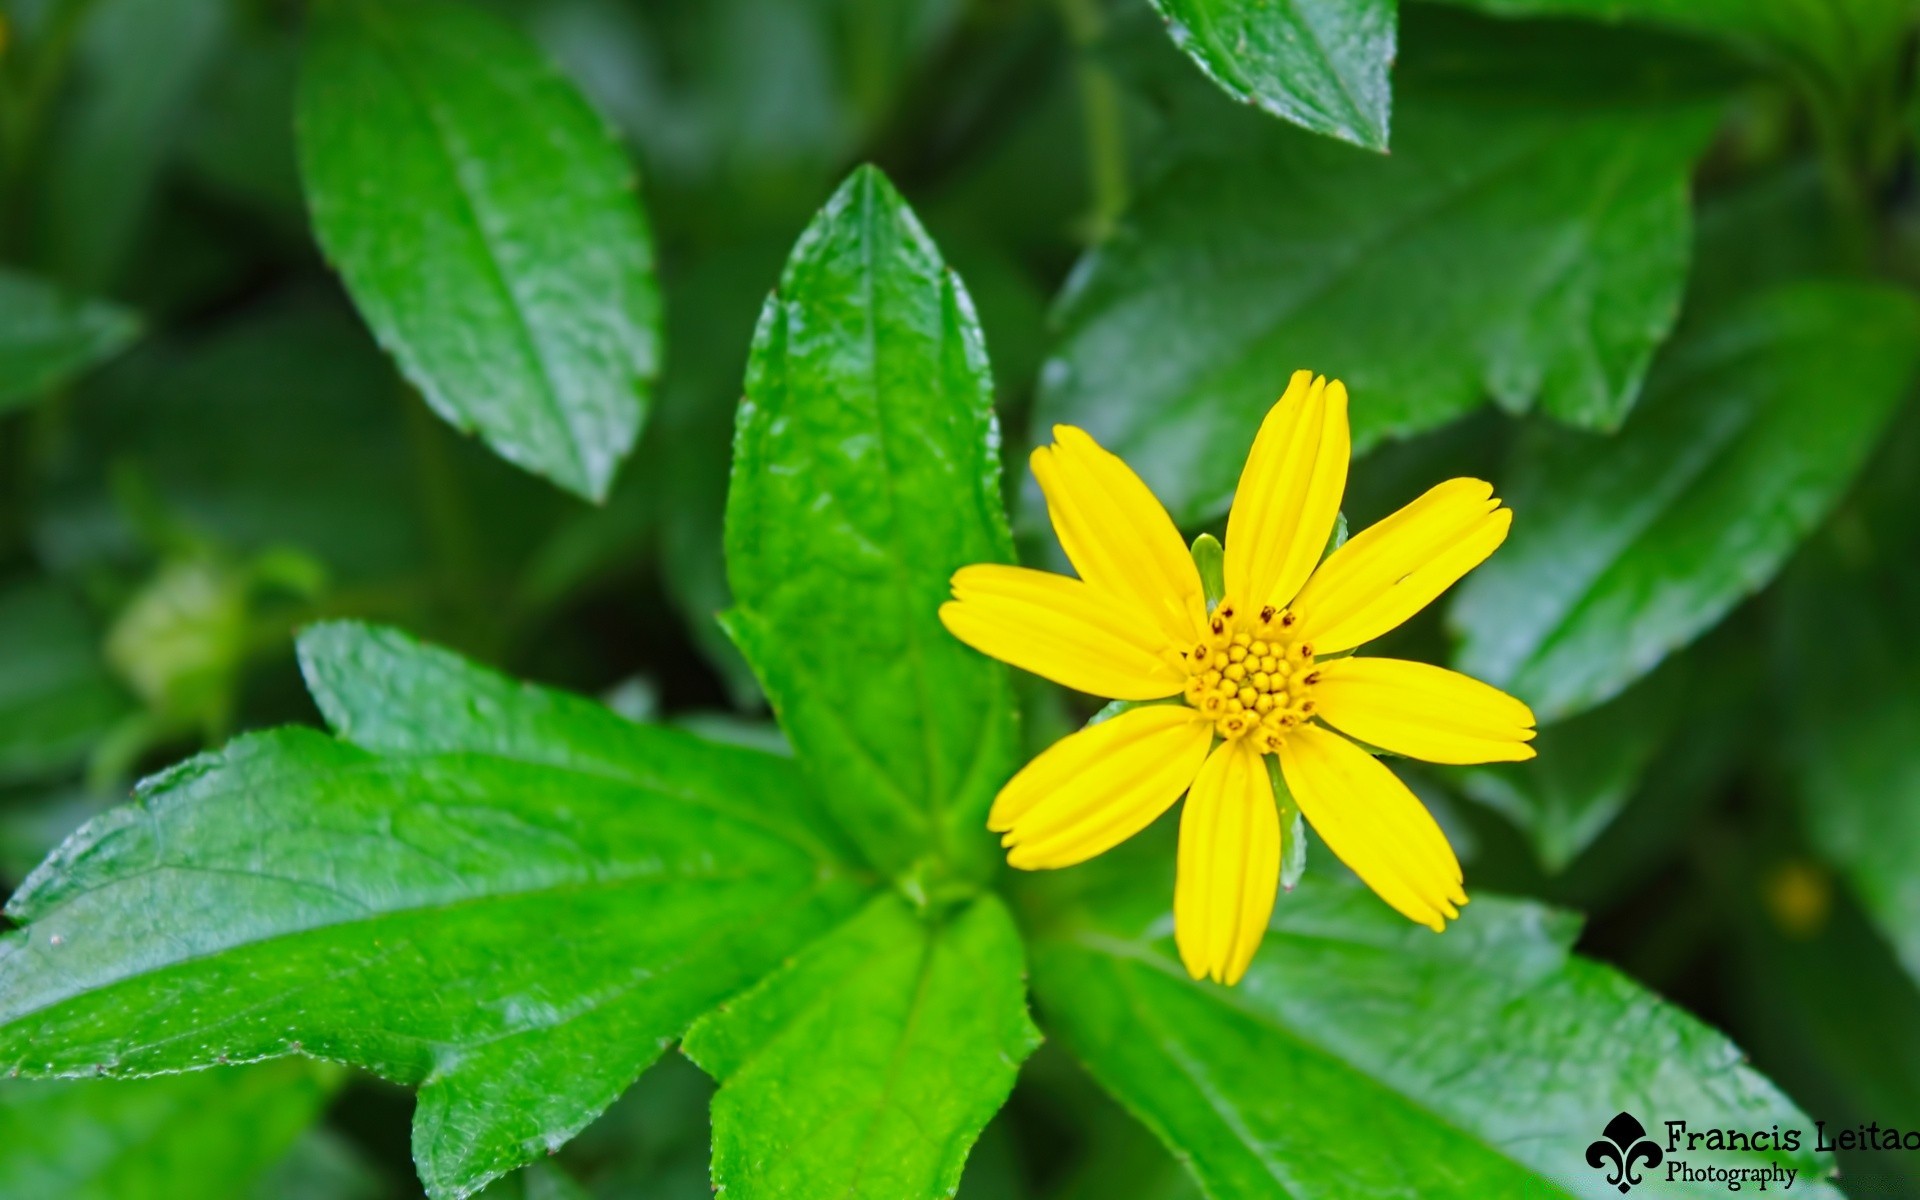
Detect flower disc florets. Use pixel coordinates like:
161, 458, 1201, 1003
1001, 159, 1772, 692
1181, 599, 1319, 751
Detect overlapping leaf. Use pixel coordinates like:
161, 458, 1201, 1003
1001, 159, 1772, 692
1031, 860, 1842, 1198
1149, 0, 1396, 149
1453, 282, 1920, 721
725, 166, 1020, 886
297, 0, 659, 500
1035, 13, 1723, 526
684, 894, 1038, 1198
0, 623, 866, 1198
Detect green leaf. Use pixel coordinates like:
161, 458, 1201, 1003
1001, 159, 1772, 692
0, 623, 867, 1199
295, 620, 849, 860
1036, 13, 1721, 526
0, 1061, 334, 1200
0, 270, 139, 412
1778, 551, 1920, 990
1452, 282, 1920, 721
684, 893, 1039, 1199
35, 0, 229, 291
724, 166, 1020, 885
296, 0, 660, 501
34, 299, 562, 588
1031, 865, 1842, 1199
1436, 0, 1914, 96
1149, 0, 1396, 150
0, 582, 130, 785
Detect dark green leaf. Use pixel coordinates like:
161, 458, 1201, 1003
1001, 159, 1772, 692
296, 0, 660, 500
1720, 856, 1920, 1197
1436, 0, 1913, 96
1778, 551, 1920, 989
1032, 865, 1842, 1198
244, 1128, 392, 1200
0, 270, 139, 412
0, 1061, 334, 1200
724, 166, 1020, 885
1453, 282, 1920, 721
35, 0, 228, 291
0, 624, 868, 1198
0, 582, 130, 785
1036, 17, 1720, 526
35, 298, 562, 589
683, 893, 1039, 1199
1149, 0, 1395, 149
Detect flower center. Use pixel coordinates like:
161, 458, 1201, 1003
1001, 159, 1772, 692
1181, 599, 1319, 753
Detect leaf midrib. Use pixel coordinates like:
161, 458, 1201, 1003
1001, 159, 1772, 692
351, 2, 591, 490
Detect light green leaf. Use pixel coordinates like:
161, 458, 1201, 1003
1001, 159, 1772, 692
295, 620, 848, 860
684, 893, 1039, 1199
1452, 282, 1920, 721
0, 624, 867, 1199
1035, 12, 1721, 526
1032, 864, 1842, 1199
0, 1061, 334, 1200
296, 0, 660, 501
0, 271, 138, 412
724, 166, 1019, 885
1149, 0, 1396, 150
0, 582, 130, 785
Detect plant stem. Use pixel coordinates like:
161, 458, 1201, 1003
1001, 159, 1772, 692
1053, 0, 1127, 242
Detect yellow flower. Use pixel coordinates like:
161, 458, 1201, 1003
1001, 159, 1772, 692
940, 371, 1536, 985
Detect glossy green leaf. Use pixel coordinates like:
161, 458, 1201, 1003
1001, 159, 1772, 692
0, 583, 130, 785
0, 623, 867, 1199
1149, 0, 1396, 150
0, 270, 139, 412
684, 893, 1039, 1199
1032, 864, 1842, 1199
1036, 16, 1721, 526
296, 0, 660, 501
724, 166, 1019, 885
1453, 282, 1920, 721
0, 1061, 334, 1200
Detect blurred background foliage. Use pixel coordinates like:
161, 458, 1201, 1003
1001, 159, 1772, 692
2, 0, 1920, 1195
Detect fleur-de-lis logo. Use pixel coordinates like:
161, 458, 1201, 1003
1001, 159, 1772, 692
1585, 1111, 1664, 1193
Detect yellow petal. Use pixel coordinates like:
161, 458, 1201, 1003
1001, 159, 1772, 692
1224, 372, 1349, 612
993, 704, 1213, 870
1278, 724, 1465, 931
1292, 478, 1510, 654
1032, 426, 1207, 649
1175, 739, 1280, 985
941, 564, 1187, 701
1312, 657, 1536, 765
